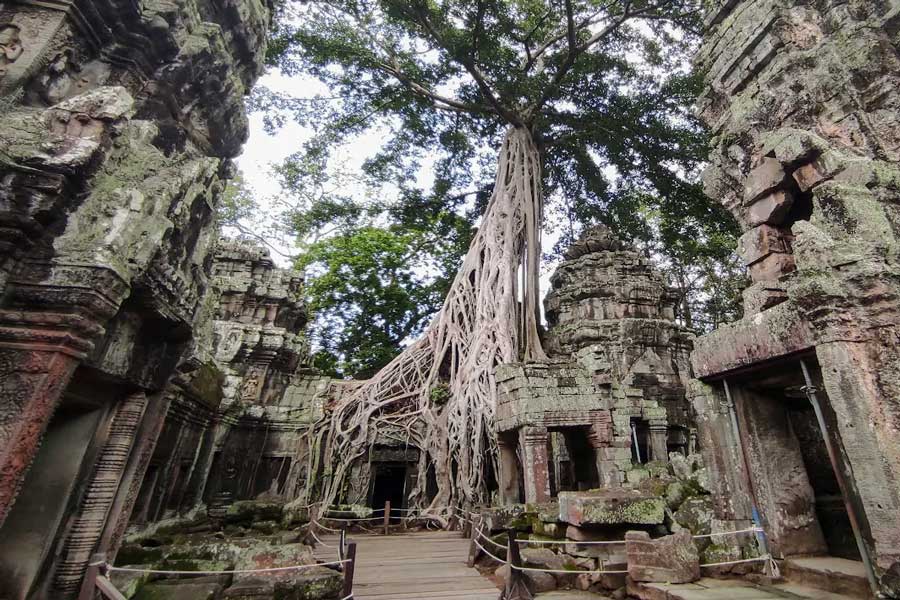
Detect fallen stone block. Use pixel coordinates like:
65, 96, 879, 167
559, 489, 666, 527
225, 500, 285, 525
626, 530, 700, 584
133, 581, 224, 600
224, 543, 342, 599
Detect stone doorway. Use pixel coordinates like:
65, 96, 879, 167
728, 359, 866, 563
550, 427, 600, 494
370, 462, 409, 520
785, 395, 860, 560
251, 455, 292, 498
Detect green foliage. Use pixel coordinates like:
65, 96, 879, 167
429, 382, 451, 405
298, 225, 470, 378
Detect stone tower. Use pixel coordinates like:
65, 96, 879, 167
494, 225, 693, 504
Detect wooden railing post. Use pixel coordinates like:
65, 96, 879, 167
77, 552, 105, 600
383, 501, 391, 535
342, 541, 357, 599
459, 505, 470, 537
501, 529, 533, 600
339, 528, 347, 563
466, 522, 481, 568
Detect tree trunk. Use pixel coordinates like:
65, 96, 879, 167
301, 126, 547, 512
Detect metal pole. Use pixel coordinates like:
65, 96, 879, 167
630, 421, 642, 464
722, 378, 771, 558
799, 359, 879, 594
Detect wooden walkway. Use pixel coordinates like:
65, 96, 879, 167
315, 530, 500, 599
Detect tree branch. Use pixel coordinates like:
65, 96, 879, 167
525, 0, 656, 119
407, 5, 523, 126
520, 5, 610, 73
564, 0, 577, 50
376, 62, 496, 115
471, 0, 486, 60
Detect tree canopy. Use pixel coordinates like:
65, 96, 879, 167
257, 0, 742, 369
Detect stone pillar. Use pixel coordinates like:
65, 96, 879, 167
519, 426, 550, 504
101, 391, 174, 561
816, 340, 900, 572
0, 264, 128, 527
497, 434, 520, 505
733, 385, 826, 558
649, 425, 668, 462
586, 417, 619, 487
687, 380, 753, 523
0, 349, 79, 526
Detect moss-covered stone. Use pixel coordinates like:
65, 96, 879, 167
673, 496, 714, 537
134, 581, 223, 600
225, 500, 285, 524
116, 544, 166, 565
559, 490, 666, 526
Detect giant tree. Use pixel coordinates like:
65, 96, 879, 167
267, 0, 714, 509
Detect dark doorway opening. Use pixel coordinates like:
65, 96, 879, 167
370, 463, 408, 521
561, 427, 599, 492
132, 464, 160, 525
787, 397, 860, 560
252, 456, 292, 498
0, 383, 110, 600
734, 359, 863, 562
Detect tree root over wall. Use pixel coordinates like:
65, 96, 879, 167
299, 126, 548, 515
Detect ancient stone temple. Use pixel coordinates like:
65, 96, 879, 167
688, 1, 900, 596
0, 1, 277, 597
494, 225, 694, 504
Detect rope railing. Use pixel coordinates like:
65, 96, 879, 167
81, 536, 360, 600
471, 528, 628, 575
476, 526, 776, 572
98, 558, 352, 576
467, 520, 778, 587
512, 526, 765, 546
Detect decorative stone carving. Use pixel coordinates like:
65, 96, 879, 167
0, 24, 23, 79
0, 1, 279, 597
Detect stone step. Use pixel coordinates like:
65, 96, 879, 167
628, 577, 864, 600
782, 556, 872, 599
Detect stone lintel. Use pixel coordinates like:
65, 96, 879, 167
691, 301, 815, 379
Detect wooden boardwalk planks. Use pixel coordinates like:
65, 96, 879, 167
315, 530, 500, 599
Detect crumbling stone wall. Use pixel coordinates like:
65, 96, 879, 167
691, 0, 900, 593
0, 1, 275, 597
127, 239, 327, 529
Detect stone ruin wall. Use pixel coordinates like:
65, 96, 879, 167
689, 0, 900, 593
0, 1, 288, 597
127, 239, 328, 530
1, 0, 899, 597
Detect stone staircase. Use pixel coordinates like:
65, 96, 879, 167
781, 556, 873, 599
